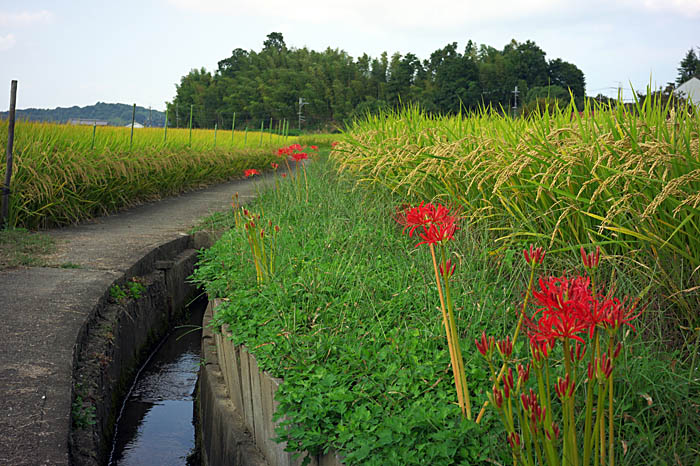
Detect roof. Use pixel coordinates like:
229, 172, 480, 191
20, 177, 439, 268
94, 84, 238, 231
674, 77, 700, 105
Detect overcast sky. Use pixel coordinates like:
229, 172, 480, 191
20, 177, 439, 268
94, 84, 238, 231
1, 0, 698, 111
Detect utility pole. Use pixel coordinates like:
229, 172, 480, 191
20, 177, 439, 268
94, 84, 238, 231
148, 106, 152, 127
512, 85, 519, 116
298, 97, 307, 131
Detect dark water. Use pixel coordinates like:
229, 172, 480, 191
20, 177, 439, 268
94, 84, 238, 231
108, 299, 205, 466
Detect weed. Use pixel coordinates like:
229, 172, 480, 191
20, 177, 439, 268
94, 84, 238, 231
71, 393, 96, 429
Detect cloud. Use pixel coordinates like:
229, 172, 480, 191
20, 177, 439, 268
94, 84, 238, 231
0, 33, 16, 51
168, 0, 561, 29
0, 10, 53, 27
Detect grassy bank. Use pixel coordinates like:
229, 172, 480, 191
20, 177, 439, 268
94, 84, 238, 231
193, 152, 699, 465
334, 99, 700, 335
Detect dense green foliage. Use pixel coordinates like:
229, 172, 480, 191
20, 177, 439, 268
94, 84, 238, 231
169, 33, 585, 130
193, 153, 700, 465
0, 102, 166, 127
676, 47, 700, 85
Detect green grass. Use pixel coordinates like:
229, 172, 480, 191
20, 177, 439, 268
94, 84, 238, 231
0, 228, 55, 269
192, 152, 700, 465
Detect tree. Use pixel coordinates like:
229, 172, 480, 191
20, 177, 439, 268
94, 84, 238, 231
548, 58, 585, 100
676, 48, 700, 85
263, 32, 286, 53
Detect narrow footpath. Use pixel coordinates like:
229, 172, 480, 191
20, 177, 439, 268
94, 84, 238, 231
0, 174, 272, 466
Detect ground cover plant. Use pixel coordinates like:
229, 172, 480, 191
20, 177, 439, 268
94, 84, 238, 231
0, 120, 287, 228
193, 149, 699, 465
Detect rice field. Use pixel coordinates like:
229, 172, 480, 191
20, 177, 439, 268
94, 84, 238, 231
333, 98, 700, 324
0, 120, 289, 228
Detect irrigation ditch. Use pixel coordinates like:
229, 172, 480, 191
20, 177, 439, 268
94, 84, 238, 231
67, 228, 340, 466
69, 231, 213, 466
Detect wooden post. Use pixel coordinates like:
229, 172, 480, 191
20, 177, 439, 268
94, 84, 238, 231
188, 104, 193, 147
214, 123, 217, 147
164, 108, 168, 143
258, 119, 264, 146
129, 103, 136, 150
1, 80, 17, 229
91, 120, 97, 150
231, 112, 236, 145
244, 126, 248, 146
269, 116, 273, 144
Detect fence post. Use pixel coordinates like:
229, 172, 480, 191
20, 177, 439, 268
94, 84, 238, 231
1, 80, 17, 229
164, 108, 168, 143
91, 121, 97, 150
231, 112, 236, 145
214, 123, 217, 147
244, 127, 248, 146
129, 103, 136, 150
259, 120, 264, 146
188, 104, 193, 147
269, 117, 273, 144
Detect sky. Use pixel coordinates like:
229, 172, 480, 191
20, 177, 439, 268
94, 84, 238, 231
0, 0, 698, 111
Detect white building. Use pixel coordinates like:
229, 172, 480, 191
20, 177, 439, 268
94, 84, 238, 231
674, 77, 700, 105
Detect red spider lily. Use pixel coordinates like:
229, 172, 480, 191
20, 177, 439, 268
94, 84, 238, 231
310, 145, 318, 150
493, 385, 504, 408
524, 244, 546, 265
415, 220, 457, 247
439, 259, 456, 278
546, 422, 560, 441
517, 363, 531, 384
507, 432, 521, 449
497, 336, 514, 359
527, 311, 589, 348
555, 373, 575, 399
475, 332, 495, 358
602, 297, 640, 332
331, 141, 339, 147
289, 143, 302, 151
570, 342, 587, 362
281, 173, 287, 178
581, 246, 601, 269
598, 352, 613, 379
503, 368, 515, 399
400, 202, 455, 237
244, 168, 260, 177
292, 152, 308, 162
613, 341, 622, 359
271, 162, 279, 169
530, 338, 550, 362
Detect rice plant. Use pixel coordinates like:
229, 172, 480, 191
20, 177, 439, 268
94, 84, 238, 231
334, 97, 700, 330
0, 120, 287, 228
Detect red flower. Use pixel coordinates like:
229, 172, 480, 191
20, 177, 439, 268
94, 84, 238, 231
292, 152, 308, 162
602, 297, 640, 332
398, 202, 459, 247
581, 246, 601, 269
331, 141, 339, 147
475, 332, 494, 358
524, 244, 546, 265
244, 169, 260, 177
439, 259, 456, 278
415, 220, 457, 247
310, 145, 318, 150
281, 173, 287, 178
271, 162, 279, 169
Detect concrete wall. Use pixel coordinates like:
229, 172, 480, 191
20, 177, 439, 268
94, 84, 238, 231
70, 232, 214, 466
200, 299, 344, 466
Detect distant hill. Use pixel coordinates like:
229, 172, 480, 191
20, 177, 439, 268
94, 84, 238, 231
0, 102, 166, 127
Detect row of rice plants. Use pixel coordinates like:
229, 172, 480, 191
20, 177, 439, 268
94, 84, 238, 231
0, 120, 286, 228
333, 98, 700, 327
1, 119, 288, 154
